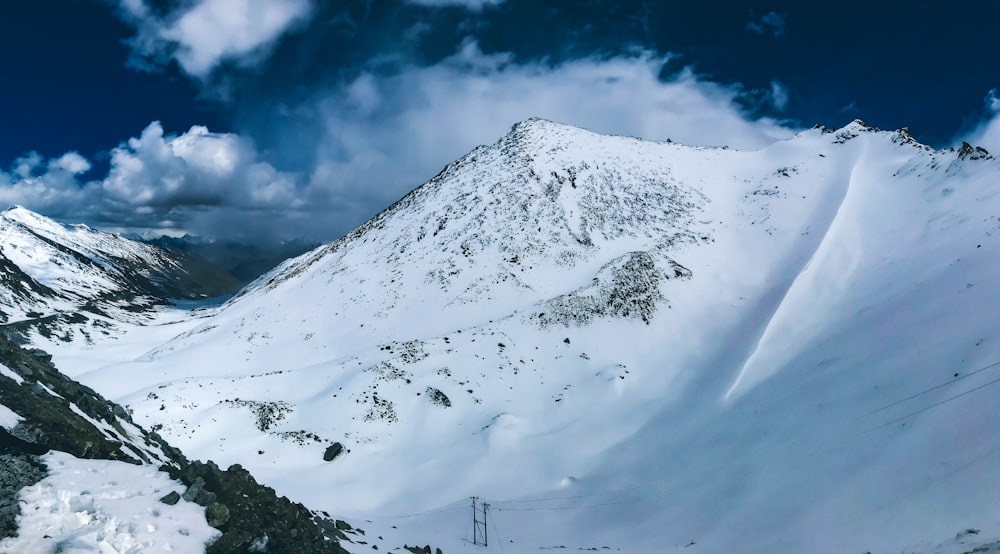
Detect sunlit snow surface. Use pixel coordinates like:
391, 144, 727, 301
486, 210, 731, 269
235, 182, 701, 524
33, 120, 1000, 553
0, 452, 218, 553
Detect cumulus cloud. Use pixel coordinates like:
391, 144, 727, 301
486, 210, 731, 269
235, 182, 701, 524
116, 0, 312, 78
960, 89, 1000, 154
102, 122, 297, 210
0, 124, 307, 242
50, 152, 92, 175
747, 11, 786, 38
0, 154, 95, 219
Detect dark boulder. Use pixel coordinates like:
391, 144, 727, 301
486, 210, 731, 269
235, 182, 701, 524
324, 442, 345, 462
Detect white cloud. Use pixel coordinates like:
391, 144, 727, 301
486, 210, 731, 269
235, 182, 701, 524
958, 89, 1000, 154
0, 155, 95, 217
102, 121, 298, 210
116, 0, 312, 78
0, 123, 303, 240
747, 11, 786, 38
50, 152, 92, 175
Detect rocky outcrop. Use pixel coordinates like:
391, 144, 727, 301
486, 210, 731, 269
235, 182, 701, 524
533, 251, 690, 327
0, 335, 360, 552
164, 460, 354, 554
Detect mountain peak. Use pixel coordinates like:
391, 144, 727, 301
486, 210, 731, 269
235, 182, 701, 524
831, 119, 882, 143
841, 119, 879, 133
500, 117, 602, 148
1, 205, 63, 231
957, 140, 992, 161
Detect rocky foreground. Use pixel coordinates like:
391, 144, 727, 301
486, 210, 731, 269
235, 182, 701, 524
0, 334, 360, 553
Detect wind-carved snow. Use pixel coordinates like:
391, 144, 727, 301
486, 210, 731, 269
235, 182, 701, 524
56, 118, 1000, 554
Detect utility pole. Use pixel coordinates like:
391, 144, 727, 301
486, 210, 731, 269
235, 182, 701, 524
471, 497, 478, 545
471, 496, 489, 546
482, 502, 490, 547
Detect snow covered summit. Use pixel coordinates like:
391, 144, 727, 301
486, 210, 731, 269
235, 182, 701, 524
64, 119, 1000, 553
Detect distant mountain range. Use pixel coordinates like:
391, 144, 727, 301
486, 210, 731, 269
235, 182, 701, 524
0, 206, 242, 344
140, 234, 320, 284
3, 119, 1000, 553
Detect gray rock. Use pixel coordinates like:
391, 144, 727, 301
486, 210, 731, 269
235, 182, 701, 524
0, 454, 45, 539
206, 502, 231, 527
159, 491, 181, 505
182, 476, 206, 502
195, 489, 217, 506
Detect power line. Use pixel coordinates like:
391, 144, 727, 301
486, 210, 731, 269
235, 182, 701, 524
861, 359, 1000, 418
858, 372, 1000, 436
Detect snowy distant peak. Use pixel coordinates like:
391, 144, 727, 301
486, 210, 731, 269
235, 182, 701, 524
0, 206, 240, 333
2, 205, 65, 233
63, 117, 1000, 553
958, 140, 993, 161
830, 119, 882, 143
844, 118, 879, 132
890, 126, 928, 149
1, 205, 164, 265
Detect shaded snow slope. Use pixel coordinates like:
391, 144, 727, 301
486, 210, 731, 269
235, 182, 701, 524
68, 119, 1000, 553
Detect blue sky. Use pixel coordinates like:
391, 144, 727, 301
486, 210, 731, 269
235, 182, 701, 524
1, 0, 998, 243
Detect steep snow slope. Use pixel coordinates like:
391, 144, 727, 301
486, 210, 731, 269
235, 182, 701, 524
0, 206, 240, 343
72, 120, 1000, 553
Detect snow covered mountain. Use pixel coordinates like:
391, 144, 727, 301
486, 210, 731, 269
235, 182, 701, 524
0, 206, 240, 342
50, 119, 1000, 553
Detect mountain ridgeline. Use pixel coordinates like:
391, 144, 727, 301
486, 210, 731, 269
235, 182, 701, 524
0, 206, 241, 342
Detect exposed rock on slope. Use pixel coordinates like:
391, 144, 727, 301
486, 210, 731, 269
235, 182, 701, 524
0, 335, 358, 552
